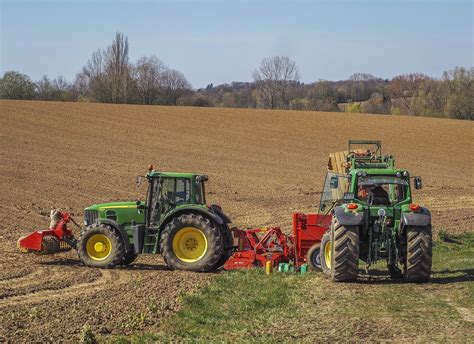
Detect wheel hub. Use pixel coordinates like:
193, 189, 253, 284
94, 242, 106, 253
185, 238, 198, 251
172, 227, 208, 263
86, 234, 112, 261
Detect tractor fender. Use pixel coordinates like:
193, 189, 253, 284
333, 206, 364, 226
160, 206, 224, 231
97, 218, 132, 252
209, 204, 233, 224
401, 207, 431, 227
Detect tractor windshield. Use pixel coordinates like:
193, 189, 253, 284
357, 176, 408, 205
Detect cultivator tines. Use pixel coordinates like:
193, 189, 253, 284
34, 236, 73, 254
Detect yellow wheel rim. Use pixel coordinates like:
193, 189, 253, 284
86, 234, 112, 261
172, 227, 208, 263
324, 240, 331, 269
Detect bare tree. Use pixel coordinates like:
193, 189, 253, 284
36, 75, 71, 101
389, 73, 430, 115
80, 32, 131, 103
36, 76, 54, 100
252, 56, 300, 109
81, 50, 110, 102
160, 69, 192, 105
133, 56, 166, 105
104, 32, 131, 103
349, 73, 376, 82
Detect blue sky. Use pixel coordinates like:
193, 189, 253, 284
1, 0, 472, 88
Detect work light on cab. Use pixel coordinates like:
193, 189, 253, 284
347, 203, 358, 210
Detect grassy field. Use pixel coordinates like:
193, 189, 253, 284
111, 233, 473, 343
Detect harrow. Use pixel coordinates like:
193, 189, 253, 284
224, 213, 332, 271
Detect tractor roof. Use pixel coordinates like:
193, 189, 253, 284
349, 168, 408, 176
147, 171, 207, 179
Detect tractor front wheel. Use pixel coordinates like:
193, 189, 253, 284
331, 218, 359, 282
404, 225, 432, 282
320, 232, 331, 276
78, 223, 125, 268
160, 214, 223, 272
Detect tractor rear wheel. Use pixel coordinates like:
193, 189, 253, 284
78, 223, 125, 268
160, 214, 223, 272
404, 225, 432, 282
320, 232, 331, 276
212, 225, 233, 270
306, 243, 322, 271
331, 218, 359, 282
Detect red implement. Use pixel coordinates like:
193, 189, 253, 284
224, 227, 293, 270
224, 212, 331, 270
292, 213, 332, 266
18, 211, 76, 253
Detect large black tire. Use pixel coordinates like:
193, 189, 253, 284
212, 224, 234, 270
306, 243, 322, 271
78, 223, 125, 268
121, 250, 138, 266
160, 214, 223, 272
331, 218, 359, 282
320, 232, 331, 276
404, 226, 432, 283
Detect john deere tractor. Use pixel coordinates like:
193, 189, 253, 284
78, 167, 233, 271
319, 141, 432, 282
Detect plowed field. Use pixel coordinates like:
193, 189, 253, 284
1, 100, 473, 341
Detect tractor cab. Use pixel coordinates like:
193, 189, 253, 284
143, 170, 208, 228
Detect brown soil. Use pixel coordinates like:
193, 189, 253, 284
0, 100, 473, 342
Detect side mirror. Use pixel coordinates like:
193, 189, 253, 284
329, 176, 339, 189
414, 176, 422, 190
320, 203, 326, 211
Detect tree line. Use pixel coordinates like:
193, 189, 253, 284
1, 32, 472, 120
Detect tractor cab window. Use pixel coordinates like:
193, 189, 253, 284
319, 172, 350, 214
159, 178, 191, 205
160, 178, 175, 203
195, 181, 205, 204
149, 177, 191, 226
357, 176, 408, 205
176, 179, 191, 204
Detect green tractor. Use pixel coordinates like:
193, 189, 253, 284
319, 141, 432, 282
78, 167, 233, 271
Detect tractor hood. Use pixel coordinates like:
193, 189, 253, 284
85, 201, 142, 211
84, 201, 146, 227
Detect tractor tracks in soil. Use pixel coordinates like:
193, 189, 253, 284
0, 268, 132, 308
